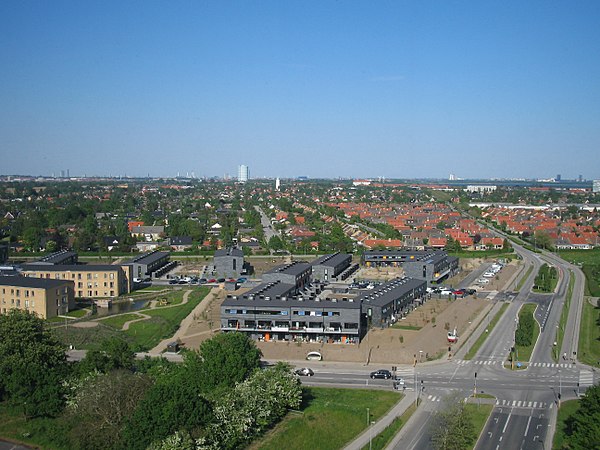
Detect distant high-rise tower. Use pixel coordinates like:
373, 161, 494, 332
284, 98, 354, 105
238, 165, 249, 183
556, 174, 561, 181
449, 174, 456, 181
578, 174, 583, 182
275, 177, 280, 191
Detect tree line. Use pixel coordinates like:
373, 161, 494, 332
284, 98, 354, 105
0, 310, 301, 449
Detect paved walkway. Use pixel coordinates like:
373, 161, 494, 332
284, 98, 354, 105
343, 394, 415, 450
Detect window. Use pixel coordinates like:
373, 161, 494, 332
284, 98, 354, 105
87, 274, 92, 280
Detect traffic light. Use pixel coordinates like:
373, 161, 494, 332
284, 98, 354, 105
421, 380, 425, 392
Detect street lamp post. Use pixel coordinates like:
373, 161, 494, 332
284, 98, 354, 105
369, 420, 375, 450
366, 408, 369, 428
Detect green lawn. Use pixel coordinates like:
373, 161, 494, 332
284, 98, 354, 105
51, 288, 210, 351
552, 399, 580, 450
514, 303, 539, 364
464, 303, 509, 360
124, 287, 210, 350
0, 404, 70, 450
98, 313, 142, 330
558, 249, 600, 296
391, 324, 422, 331
253, 387, 402, 450
578, 298, 600, 368
465, 403, 494, 443
360, 403, 417, 450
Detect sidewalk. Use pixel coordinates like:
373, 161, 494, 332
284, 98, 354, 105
343, 394, 415, 450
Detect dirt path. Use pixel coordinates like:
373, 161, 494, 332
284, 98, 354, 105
149, 288, 220, 355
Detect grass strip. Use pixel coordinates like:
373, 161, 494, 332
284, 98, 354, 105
391, 324, 422, 331
253, 387, 401, 450
464, 303, 509, 360
578, 297, 600, 368
513, 303, 539, 364
554, 271, 574, 362
552, 399, 580, 450
516, 264, 534, 291
466, 403, 494, 444
360, 403, 417, 450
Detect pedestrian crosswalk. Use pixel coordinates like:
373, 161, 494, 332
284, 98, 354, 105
530, 362, 574, 368
455, 359, 499, 366
494, 399, 552, 409
454, 359, 576, 369
579, 370, 594, 388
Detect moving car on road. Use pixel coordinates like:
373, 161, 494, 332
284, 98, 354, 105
295, 367, 314, 377
370, 369, 392, 379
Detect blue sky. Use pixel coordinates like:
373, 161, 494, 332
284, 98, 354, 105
1, 1, 599, 180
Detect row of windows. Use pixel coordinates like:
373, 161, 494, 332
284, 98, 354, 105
1, 288, 36, 297
77, 290, 115, 297
1, 299, 36, 308
29, 272, 116, 280
225, 309, 342, 316
76, 282, 115, 288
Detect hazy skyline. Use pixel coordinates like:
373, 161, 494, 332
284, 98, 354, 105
1, 1, 599, 180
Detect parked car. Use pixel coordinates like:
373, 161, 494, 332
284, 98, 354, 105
306, 351, 323, 361
169, 279, 178, 285
477, 278, 490, 284
370, 369, 392, 379
453, 289, 465, 297
465, 288, 477, 295
295, 367, 314, 377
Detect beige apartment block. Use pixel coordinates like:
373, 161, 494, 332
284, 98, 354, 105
21, 264, 132, 298
0, 276, 75, 319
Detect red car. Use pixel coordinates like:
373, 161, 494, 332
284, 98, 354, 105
453, 289, 465, 297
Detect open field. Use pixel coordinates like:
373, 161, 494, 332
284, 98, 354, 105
250, 387, 401, 450
558, 249, 600, 296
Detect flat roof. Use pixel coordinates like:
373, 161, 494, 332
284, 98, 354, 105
21, 264, 122, 272
223, 281, 360, 310
363, 249, 449, 262
265, 261, 311, 276
311, 252, 351, 267
30, 250, 77, 264
214, 247, 244, 258
0, 276, 72, 289
124, 251, 169, 265
357, 277, 426, 308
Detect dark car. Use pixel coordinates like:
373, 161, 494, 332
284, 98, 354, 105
217, 278, 226, 283
295, 367, 314, 377
169, 279, 178, 285
370, 369, 392, 379
465, 288, 476, 295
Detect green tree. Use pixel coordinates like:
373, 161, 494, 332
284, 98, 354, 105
0, 310, 68, 418
67, 370, 152, 450
77, 337, 135, 375
123, 366, 212, 450
565, 385, 600, 449
431, 395, 476, 450
189, 332, 262, 397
